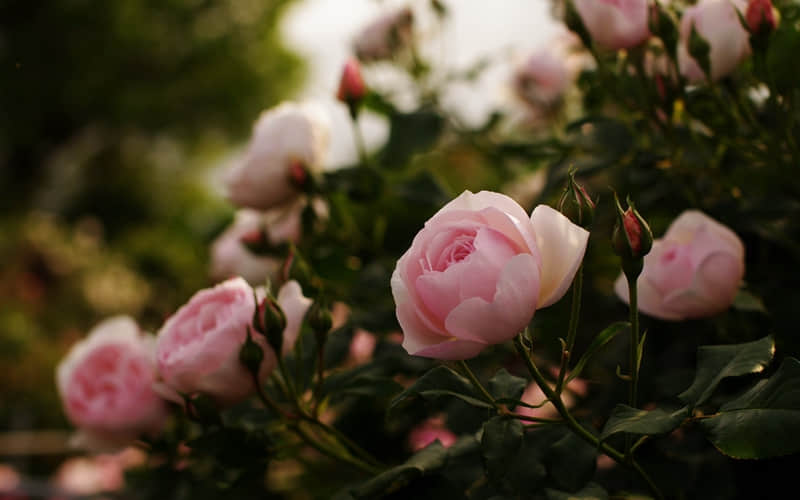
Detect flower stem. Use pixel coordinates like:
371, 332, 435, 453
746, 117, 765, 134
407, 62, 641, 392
457, 360, 496, 407
513, 334, 663, 500
627, 274, 640, 411
556, 265, 583, 394
300, 413, 383, 469
350, 115, 369, 167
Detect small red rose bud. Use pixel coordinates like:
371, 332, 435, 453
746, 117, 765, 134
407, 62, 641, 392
337, 57, 367, 111
612, 193, 653, 280
746, 0, 777, 36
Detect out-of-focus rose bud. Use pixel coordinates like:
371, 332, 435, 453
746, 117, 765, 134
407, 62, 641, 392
353, 7, 414, 62
572, 0, 650, 50
56, 317, 166, 451
155, 277, 277, 406
746, 0, 778, 36
677, 0, 751, 83
612, 194, 653, 278
254, 280, 312, 356
558, 171, 595, 228
226, 102, 330, 210
307, 300, 333, 339
615, 211, 745, 320
408, 416, 457, 452
337, 57, 367, 115
392, 190, 588, 360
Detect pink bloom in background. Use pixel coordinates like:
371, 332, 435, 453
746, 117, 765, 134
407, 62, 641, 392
348, 329, 378, 366
56, 316, 166, 451
515, 375, 588, 420
0, 464, 21, 495
337, 57, 367, 105
155, 277, 277, 405
615, 211, 745, 320
52, 448, 145, 498
273, 280, 313, 355
408, 416, 457, 452
572, 0, 650, 50
391, 190, 589, 360
210, 204, 303, 285
513, 49, 570, 112
677, 0, 751, 82
353, 6, 414, 62
226, 102, 330, 210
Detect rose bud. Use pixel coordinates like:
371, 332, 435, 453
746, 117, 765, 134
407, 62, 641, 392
677, 0, 751, 83
391, 190, 589, 360
155, 277, 277, 405
612, 194, 653, 266
56, 316, 167, 451
254, 280, 312, 356
615, 210, 745, 320
337, 57, 367, 115
746, 0, 778, 43
571, 0, 650, 50
225, 102, 330, 210
353, 7, 414, 62
557, 171, 595, 228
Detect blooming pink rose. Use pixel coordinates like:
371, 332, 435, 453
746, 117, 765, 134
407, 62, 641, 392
391, 190, 589, 360
572, 0, 650, 50
353, 7, 414, 62
513, 49, 570, 111
677, 0, 750, 82
56, 317, 167, 451
615, 210, 745, 320
226, 102, 330, 210
155, 277, 277, 405
408, 416, 457, 452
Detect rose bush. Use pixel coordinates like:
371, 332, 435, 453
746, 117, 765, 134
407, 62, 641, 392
353, 7, 414, 62
56, 316, 166, 451
225, 102, 330, 210
391, 190, 589, 360
615, 210, 745, 320
572, 0, 650, 50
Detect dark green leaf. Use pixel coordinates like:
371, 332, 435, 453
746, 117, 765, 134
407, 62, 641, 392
488, 369, 527, 402
733, 290, 768, 314
600, 404, 688, 440
699, 358, 800, 459
348, 441, 449, 498
389, 365, 495, 412
767, 26, 800, 93
679, 335, 775, 408
381, 111, 444, 167
546, 430, 597, 491
481, 416, 525, 487
568, 322, 629, 383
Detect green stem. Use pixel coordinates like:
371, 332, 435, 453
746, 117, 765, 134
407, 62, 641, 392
350, 115, 369, 167
278, 357, 301, 409
627, 275, 640, 411
291, 421, 382, 475
513, 334, 663, 500
556, 265, 583, 394
457, 360, 496, 407
301, 414, 383, 469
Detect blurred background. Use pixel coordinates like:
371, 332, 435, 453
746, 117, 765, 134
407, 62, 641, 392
0, 0, 560, 491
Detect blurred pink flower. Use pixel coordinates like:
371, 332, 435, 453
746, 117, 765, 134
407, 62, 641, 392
573, 0, 650, 49
353, 7, 414, 62
348, 329, 377, 366
408, 416, 457, 452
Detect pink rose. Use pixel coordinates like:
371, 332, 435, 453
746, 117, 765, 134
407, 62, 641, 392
273, 280, 313, 355
225, 102, 330, 210
56, 316, 166, 451
513, 49, 570, 111
677, 0, 750, 82
615, 210, 745, 320
353, 7, 414, 62
391, 190, 589, 360
337, 57, 367, 106
572, 0, 650, 50
408, 416, 457, 452
155, 277, 277, 405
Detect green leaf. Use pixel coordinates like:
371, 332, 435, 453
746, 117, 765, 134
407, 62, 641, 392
488, 369, 527, 402
389, 365, 495, 412
767, 26, 800, 93
600, 404, 688, 440
347, 441, 449, 498
732, 290, 768, 314
567, 322, 629, 383
381, 111, 444, 167
545, 482, 608, 500
481, 416, 525, 488
699, 357, 800, 459
546, 430, 597, 491
678, 335, 775, 408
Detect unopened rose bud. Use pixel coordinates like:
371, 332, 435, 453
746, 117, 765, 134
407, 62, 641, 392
257, 295, 287, 355
283, 244, 314, 291
307, 300, 333, 341
239, 328, 265, 376
612, 193, 653, 279
337, 58, 367, 118
558, 171, 595, 227
746, 0, 778, 49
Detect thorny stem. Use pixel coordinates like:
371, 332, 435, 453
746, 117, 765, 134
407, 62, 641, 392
513, 334, 663, 500
556, 265, 583, 394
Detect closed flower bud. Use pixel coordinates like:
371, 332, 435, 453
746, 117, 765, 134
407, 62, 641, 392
337, 57, 367, 116
258, 295, 288, 355
612, 194, 653, 279
308, 300, 333, 339
746, 0, 778, 38
239, 328, 266, 376
557, 171, 595, 227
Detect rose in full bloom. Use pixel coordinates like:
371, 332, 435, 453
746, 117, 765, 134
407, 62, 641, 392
56, 316, 167, 451
391, 190, 589, 360
225, 102, 330, 210
353, 7, 414, 62
155, 277, 277, 405
677, 0, 751, 82
615, 210, 745, 320
572, 0, 650, 50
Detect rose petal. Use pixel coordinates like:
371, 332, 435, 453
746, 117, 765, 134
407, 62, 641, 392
277, 280, 312, 354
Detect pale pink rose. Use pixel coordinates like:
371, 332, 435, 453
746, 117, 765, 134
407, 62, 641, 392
513, 50, 570, 111
615, 210, 745, 320
677, 0, 750, 82
353, 7, 414, 62
391, 190, 589, 360
573, 0, 650, 50
408, 416, 457, 452
155, 277, 277, 405
348, 329, 378, 366
226, 102, 330, 210
56, 317, 166, 451
210, 204, 303, 285
274, 280, 313, 355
